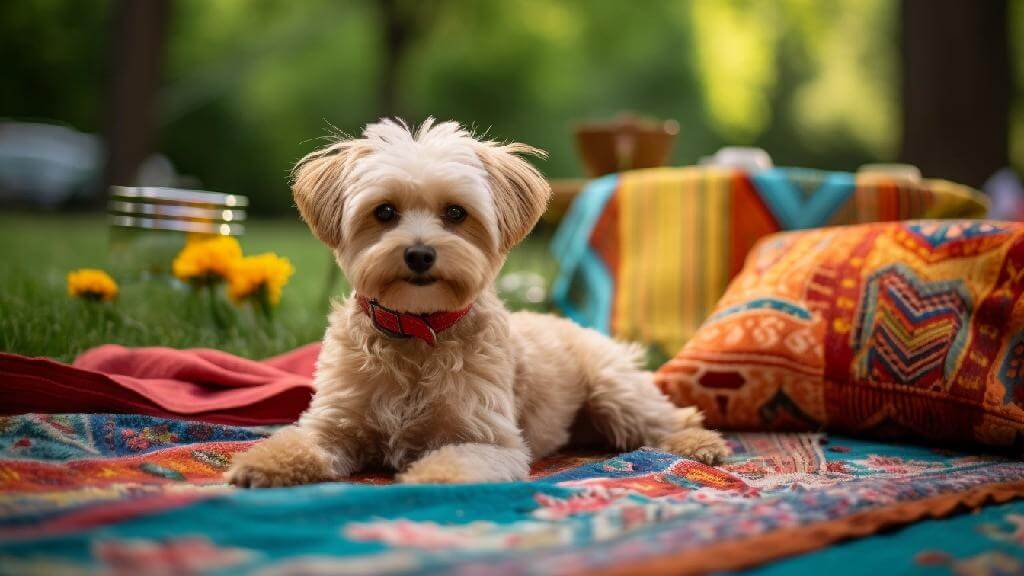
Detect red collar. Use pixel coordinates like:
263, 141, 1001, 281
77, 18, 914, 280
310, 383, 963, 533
356, 295, 473, 346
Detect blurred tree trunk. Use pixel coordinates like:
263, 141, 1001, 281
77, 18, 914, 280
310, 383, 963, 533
375, 0, 440, 119
900, 0, 1009, 188
102, 0, 170, 197
377, 0, 409, 118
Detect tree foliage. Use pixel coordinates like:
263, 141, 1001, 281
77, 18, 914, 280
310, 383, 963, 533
2, 0, 1020, 214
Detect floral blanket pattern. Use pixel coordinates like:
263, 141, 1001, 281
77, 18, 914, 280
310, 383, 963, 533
1, 414, 1023, 575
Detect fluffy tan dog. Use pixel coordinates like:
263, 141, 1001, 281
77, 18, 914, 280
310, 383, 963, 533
227, 118, 729, 487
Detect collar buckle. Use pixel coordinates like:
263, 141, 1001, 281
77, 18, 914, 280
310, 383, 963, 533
368, 299, 413, 340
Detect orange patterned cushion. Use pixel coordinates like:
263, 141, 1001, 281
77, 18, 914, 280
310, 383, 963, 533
655, 220, 1024, 448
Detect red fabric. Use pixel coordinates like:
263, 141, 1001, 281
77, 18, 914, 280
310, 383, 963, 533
0, 344, 319, 425
356, 295, 472, 346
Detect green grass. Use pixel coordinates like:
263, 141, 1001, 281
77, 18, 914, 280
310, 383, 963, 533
0, 213, 557, 363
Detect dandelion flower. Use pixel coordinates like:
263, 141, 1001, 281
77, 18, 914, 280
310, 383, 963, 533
228, 253, 294, 306
67, 269, 119, 302
172, 235, 242, 285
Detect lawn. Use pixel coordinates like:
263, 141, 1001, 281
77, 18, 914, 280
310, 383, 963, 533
0, 212, 558, 363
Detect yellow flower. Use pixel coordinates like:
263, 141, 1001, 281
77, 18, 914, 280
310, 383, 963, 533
172, 236, 242, 284
227, 253, 295, 305
67, 269, 118, 302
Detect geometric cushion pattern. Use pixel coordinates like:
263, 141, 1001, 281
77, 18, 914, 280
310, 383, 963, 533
656, 220, 1024, 448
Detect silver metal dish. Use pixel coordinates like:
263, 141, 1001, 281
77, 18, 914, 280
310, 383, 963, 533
107, 187, 248, 278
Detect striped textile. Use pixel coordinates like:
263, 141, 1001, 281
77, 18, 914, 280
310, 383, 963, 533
551, 167, 988, 359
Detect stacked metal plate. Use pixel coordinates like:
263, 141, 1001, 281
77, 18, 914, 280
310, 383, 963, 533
109, 186, 247, 235
108, 187, 248, 278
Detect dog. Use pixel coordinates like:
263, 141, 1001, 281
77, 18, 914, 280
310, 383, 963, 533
227, 118, 729, 487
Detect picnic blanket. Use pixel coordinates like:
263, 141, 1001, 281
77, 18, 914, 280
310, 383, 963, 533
2, 413, 1024, 575
0, 344, 318, 425
741, 498, 1024, 575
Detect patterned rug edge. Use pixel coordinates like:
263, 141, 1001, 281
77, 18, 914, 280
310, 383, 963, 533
594, 479, 1024, 576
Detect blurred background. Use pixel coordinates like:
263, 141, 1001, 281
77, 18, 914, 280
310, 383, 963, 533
2, 0, 1021, 212
1, 0, 1022, 362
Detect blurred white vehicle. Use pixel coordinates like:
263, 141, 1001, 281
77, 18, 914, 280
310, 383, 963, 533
0, 121, 103, 207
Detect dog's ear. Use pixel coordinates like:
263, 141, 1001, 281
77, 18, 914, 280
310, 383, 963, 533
475, 142, 551, 252
291, 140, 371, 248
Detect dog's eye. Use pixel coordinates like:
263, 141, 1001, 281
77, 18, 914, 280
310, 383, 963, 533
443, 205, 467, 223
374, 203, 397, 223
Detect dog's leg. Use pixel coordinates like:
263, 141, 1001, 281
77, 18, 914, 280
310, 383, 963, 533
657, 422, 733, 466
397, 441, 530, 484
227, 411, 364, 488
585, 351, 730, 465
226, 426, 337, 488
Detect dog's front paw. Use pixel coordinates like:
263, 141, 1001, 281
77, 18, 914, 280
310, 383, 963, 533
397, 467, 473, 485
659, 428, 731, 465
226, 461, 280, 489
397, 453, 481, 484
225, 427, 334, 488
397, 443, 529, 484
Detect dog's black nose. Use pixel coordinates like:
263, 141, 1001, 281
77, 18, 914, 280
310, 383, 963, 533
404, 244, 436, 274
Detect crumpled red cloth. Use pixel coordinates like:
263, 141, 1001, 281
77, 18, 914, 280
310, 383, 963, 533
0, 344, 319, 425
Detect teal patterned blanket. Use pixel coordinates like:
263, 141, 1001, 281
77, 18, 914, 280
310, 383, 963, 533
741, 498, 1024, 576
0, 414, 1022, 575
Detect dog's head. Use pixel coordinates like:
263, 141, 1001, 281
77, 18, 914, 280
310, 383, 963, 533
291, 118, 550, 313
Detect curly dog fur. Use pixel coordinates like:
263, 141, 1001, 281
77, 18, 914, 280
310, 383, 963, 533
228, 118, 729, 486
